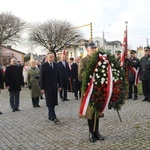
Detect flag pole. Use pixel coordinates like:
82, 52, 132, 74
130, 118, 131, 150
125, 21, 128, 58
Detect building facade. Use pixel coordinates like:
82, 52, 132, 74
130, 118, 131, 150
0, 45, 25, 65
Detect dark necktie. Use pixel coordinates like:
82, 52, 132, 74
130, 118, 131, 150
50, 62, 53, 68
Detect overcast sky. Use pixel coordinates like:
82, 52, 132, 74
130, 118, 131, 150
0, 0, 150, 53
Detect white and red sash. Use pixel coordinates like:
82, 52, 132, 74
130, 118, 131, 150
79, 54, 113, 116
129, 66, 139, 85
23, 66, 28, 72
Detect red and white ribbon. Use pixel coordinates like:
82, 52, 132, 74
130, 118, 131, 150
99, 54, 113, 113
79, 54, 113, 116
129, 66, 139, 85
79, 73, 95, 116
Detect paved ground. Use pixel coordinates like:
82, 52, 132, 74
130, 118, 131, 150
0, 88, 150, 150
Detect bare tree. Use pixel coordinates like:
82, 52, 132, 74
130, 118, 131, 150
29, 19, 82, 61
0, 12, 26, 45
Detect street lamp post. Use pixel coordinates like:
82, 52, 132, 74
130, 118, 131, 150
102, 24, 111, 50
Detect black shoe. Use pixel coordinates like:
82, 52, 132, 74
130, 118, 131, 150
15, 108, 20, 111
142, 99, 148, 101
133, 97, 138, 100
89, 132, 96, 142
94, 132, 105, 140
128, 96, 132, 99
36, 105, 40, 107
0, 111, 2, 115
12, 108, 15, 112
148, 100, 150, 102
75, 97, 78, 100
53, 118, 59, 123
63, 99, 70, 101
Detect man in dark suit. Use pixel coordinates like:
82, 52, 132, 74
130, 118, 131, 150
71, 57, 81, 100
58, 55, 70, 101
40, 53, 62, 123
5, 58, 24, 112
0, 68, 4, 114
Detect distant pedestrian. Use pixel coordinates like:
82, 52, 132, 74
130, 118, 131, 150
139, 46, 150, 102
23, 62, 29, 87
115, 50, 121, 62
58, 55, 70, 101
0, 68, 4, 114
71, 57, 81, 100
28, 60, 41, 108
40, 52, 62, 123
5, 58, 24, 112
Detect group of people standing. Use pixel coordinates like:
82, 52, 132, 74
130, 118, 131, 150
116, 46, 150, 102
0, 43, 150, 143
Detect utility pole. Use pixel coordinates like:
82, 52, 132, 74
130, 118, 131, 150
103, 31, 105, 50
147, 38, 149, 47
125, 21, 128, 57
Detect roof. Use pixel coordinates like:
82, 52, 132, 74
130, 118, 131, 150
0, 45, 25, 55
106, 40, 122, 45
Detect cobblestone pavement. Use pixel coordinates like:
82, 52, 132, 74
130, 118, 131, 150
0, 88, 150, 150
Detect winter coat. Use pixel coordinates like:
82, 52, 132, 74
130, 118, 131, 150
127, 57, 139, 81
78, 55, 97, 119
28, 67, 41, 98
139, 55, 150, 80
5, 65, 24, 92
40, 62, 62, 107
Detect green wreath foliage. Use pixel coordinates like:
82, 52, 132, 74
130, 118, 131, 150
81, 49, 127, 112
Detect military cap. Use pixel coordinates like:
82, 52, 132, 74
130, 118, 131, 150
85, 42, 97, 49
69, 57, 74, 61
144, 46, 150, 51
115, 50, 121, 55
130, 50, 137, 54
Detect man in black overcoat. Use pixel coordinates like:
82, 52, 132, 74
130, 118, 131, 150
0, 68, 4, 114
5, 58, 24, 112
58, 55, 70, 101
71, 57, 81, 100
40, 53, 62, 123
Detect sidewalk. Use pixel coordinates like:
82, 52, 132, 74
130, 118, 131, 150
0, 88, 150, 150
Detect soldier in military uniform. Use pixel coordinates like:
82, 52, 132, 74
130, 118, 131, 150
126, 50, 139, 100
139, 47, 150, 102
115, 50, 121, 62
78, 42, 105, 142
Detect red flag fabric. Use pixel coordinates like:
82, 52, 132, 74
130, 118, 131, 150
62, 49, 67, 56
120, 30, 127, 67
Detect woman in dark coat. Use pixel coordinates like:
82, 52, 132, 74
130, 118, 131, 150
40, 52, 62, 123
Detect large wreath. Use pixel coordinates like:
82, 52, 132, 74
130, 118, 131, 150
80, 50, 126, 120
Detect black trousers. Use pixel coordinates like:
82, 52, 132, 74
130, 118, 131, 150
59, 87, 67, 99
142, 80, 150, 100
128, 81, 138, 98
48, 106, 56, 120
87, 119, 99, 133
10, 91, 20, 109
32, 97, 39, 107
